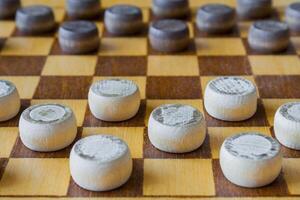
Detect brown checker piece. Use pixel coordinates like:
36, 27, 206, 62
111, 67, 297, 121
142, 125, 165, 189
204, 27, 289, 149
0, 0, 299, 199
242, 39, 297, 55
102, 24, 149, 38
194, 23, 241, 38
50, 39, 99, 55
12, 24, 59, 37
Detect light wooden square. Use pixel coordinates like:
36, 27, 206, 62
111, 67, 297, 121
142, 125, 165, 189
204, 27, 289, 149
190, 0, 236, 7
208, 127, 271, 159
142, 8, 149, 23
93, 76, 146, 99
1, 37, 54, 56
22, 0, 65, 7
0, 22, 15, 37
0, 76, 40, 99
53, 8, 65, 22
249, 56, 300, 75
30, 99, 87, 127
82, 127, 144, 158
0, 158, 70, 195
95, 22, 104, 37
200, 76, 258, 97
102, 0, 151, 8
145, 99, 203, 125
262, 99, 300, 126
42, 56, 97, 76
99, 38, 147, 56
273, 0, 296, 8
238, 21, 252, 38
143, 159, 215, 196
0, 127, 18, 158
147, 56, 199, 76
291, 37, 300, 55
196, 38, 246, 56
283, 158, 300, 195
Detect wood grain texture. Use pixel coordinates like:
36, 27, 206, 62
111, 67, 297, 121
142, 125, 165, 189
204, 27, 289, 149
0, 0, 299, 198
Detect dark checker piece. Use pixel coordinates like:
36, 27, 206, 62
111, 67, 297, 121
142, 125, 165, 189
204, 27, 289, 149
66, 0, 100, 19
104, 4, 143, 35
286, 2, 300, 32
196, 4, 236, 34
149, 19, 189, 53
59, 20, 100, 54
248, 20, 289, 53
16, 5, 55, 34
0, 0, 20, 19
152, 0, 189, 19
237, 0, 272, 19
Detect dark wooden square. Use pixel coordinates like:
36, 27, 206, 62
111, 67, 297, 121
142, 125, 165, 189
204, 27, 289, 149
0, 56, 45, 75
102, 23, 148, 38
147, 76, 202, 99
95, 56, 147, 76
255, 75, 300, 98
199, 56, 252, 75
34, 76, 92, 99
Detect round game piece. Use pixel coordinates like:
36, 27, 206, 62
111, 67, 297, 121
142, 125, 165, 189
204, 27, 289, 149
204, 76, 257, 121
152, 0, 189, 19
248, 20, 289, 53
148, 104, 206, 153
149, 19, 189, 52
237, 0, 272, 19
88, 79, 140, 122
274, 102, 300, 150
104, 4, 143, 35
16, 5, 55, 34
70, 135, 132, 191
286, 2, 300, 32
0, 80, 20, 122
19, 103, 77, 152
58, 20, 100, 54
66, 0, 100, 19
196, 4, 236, 34
0, 0, 20, 19
220, 133, 282, 188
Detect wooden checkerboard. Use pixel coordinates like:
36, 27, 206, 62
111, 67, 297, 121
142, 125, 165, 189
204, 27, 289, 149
0, 0, 300, 199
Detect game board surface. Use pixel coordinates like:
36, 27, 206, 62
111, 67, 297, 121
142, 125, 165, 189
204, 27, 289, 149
0, 0, 300, 199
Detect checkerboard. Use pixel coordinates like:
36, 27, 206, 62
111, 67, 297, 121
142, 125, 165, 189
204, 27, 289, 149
0, 0, 300, 199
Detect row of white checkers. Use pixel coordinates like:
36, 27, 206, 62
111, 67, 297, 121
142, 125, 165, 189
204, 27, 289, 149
0, 77, 299, 190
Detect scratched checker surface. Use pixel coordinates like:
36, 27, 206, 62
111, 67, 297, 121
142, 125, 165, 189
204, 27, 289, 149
1, 0, 300, 199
